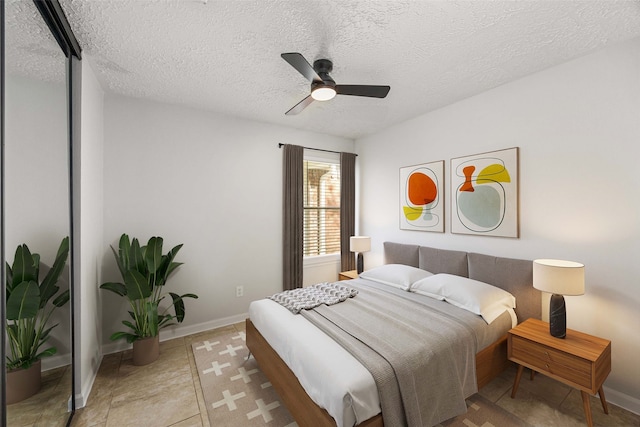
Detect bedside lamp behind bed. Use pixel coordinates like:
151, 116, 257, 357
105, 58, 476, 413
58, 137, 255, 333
350, 236, 371, 274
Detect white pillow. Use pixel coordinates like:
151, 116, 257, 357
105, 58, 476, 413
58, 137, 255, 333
410, 273, 516, 324
407, 276, 446, 300
359, 264, 433, 291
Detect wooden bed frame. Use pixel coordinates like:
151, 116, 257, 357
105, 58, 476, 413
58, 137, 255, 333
246, 318, 509, 427
247, 243, 540, 427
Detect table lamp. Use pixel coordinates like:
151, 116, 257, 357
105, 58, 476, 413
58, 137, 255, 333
533, 259, 585, 338
350, 236, 371, 274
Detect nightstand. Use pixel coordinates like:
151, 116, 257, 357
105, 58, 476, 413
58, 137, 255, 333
338, 270, 358, 281
508, 318, 611, 427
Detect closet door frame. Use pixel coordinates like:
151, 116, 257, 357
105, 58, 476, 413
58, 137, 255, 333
0, 1, 81, 425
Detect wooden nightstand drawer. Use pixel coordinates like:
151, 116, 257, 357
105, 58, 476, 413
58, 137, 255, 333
508, 318, 611, 394
508, 318, 612, 427
511, 335, 591, 389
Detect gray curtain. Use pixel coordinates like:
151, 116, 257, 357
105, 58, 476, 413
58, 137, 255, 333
282, 144, 304, 290
340, 152, 356, 271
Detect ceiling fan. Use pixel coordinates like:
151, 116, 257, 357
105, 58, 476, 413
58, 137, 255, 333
281, 52, 390, 115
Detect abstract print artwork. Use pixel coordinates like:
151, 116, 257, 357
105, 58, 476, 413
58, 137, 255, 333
451, 148, 519, 237
400, 161, 444, 232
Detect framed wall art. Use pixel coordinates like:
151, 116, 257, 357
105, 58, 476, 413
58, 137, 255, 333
399, 160, 444, 232
450, 147, 519, 238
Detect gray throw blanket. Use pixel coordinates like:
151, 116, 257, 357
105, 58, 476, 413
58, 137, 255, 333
269, 282, 358, 314
301, 281, 478, 427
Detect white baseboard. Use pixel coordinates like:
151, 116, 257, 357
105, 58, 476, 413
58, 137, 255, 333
41, 353, 72, 371
76, 313, 248, 408
158, 312, 249, 342
75, 357, 101, 408
100, 312, 248, 355
604, 385, 640, 416
74, 344, 106, 408
36, 351, 99, 409
80, 313, 640, 419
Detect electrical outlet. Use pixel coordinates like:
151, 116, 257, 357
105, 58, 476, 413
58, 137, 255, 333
236, 285, 244, 297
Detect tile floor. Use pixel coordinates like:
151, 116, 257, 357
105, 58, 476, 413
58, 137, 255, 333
478, 365, 640, 427
69, 324, 243, 427
6, 364, 73, 426
63, 322, 639, 427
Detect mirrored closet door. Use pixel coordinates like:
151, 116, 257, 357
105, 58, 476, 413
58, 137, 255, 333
2, 1, 80, 425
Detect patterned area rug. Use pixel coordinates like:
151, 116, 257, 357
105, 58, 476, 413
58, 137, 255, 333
192, 330, 527, 427
192, 330, 297, 426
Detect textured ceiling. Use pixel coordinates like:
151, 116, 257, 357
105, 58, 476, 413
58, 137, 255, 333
5, 0, 67, 84
31, 1, 640, 139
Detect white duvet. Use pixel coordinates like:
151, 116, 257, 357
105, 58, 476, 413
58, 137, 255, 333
248, 279, 516, 427
249, 298, 380, 427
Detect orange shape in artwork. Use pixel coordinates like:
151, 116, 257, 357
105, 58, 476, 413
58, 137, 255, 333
460, 166, 475, 192
408, 172, 437, 206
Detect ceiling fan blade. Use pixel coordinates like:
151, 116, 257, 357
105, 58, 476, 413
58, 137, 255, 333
281, 53, 322, 83
336, 85, 390, 98
285, 95, 315, 115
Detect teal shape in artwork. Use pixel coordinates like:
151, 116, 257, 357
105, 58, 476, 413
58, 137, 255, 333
458, 185, 502, 228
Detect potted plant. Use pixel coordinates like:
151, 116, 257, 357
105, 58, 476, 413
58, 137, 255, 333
100, 233, 198, 365
5, 236, 70, 404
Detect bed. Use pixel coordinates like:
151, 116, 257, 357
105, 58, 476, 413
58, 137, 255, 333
246, 242, 541, 427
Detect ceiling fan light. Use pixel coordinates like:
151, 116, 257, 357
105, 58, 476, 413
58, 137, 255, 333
311, 86, 336, 101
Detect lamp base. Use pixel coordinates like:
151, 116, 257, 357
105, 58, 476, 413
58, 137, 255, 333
549, 293, 566, 338
356, 253, 364, 274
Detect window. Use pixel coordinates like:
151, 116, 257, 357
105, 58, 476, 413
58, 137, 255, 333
303, 155, 341, 257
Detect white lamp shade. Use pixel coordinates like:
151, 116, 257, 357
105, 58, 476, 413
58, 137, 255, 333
350, 236, 371, 253
533, 259, 585, 296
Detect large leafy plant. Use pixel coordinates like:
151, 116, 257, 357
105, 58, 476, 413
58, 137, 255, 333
5, 237, 70, 371
100, 234, 198, 343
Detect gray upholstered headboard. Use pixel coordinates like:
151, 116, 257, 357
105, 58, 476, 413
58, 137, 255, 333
383, 242, 541, 323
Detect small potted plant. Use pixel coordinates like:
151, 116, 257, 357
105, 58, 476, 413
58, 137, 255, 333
100, 234, 198, 365
5, 237, 70, 404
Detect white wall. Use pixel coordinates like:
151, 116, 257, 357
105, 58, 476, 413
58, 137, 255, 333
74, 58, 105, 407
101, 95, 353, 352
4, 75, 69, 261
355, 37, 640, 412
4, 73, 72, 366
303, 256, 343, 287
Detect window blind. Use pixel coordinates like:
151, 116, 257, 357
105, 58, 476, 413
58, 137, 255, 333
303, 159, 341, 257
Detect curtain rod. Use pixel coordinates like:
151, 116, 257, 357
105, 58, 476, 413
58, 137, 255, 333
278, 143, 357, 157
